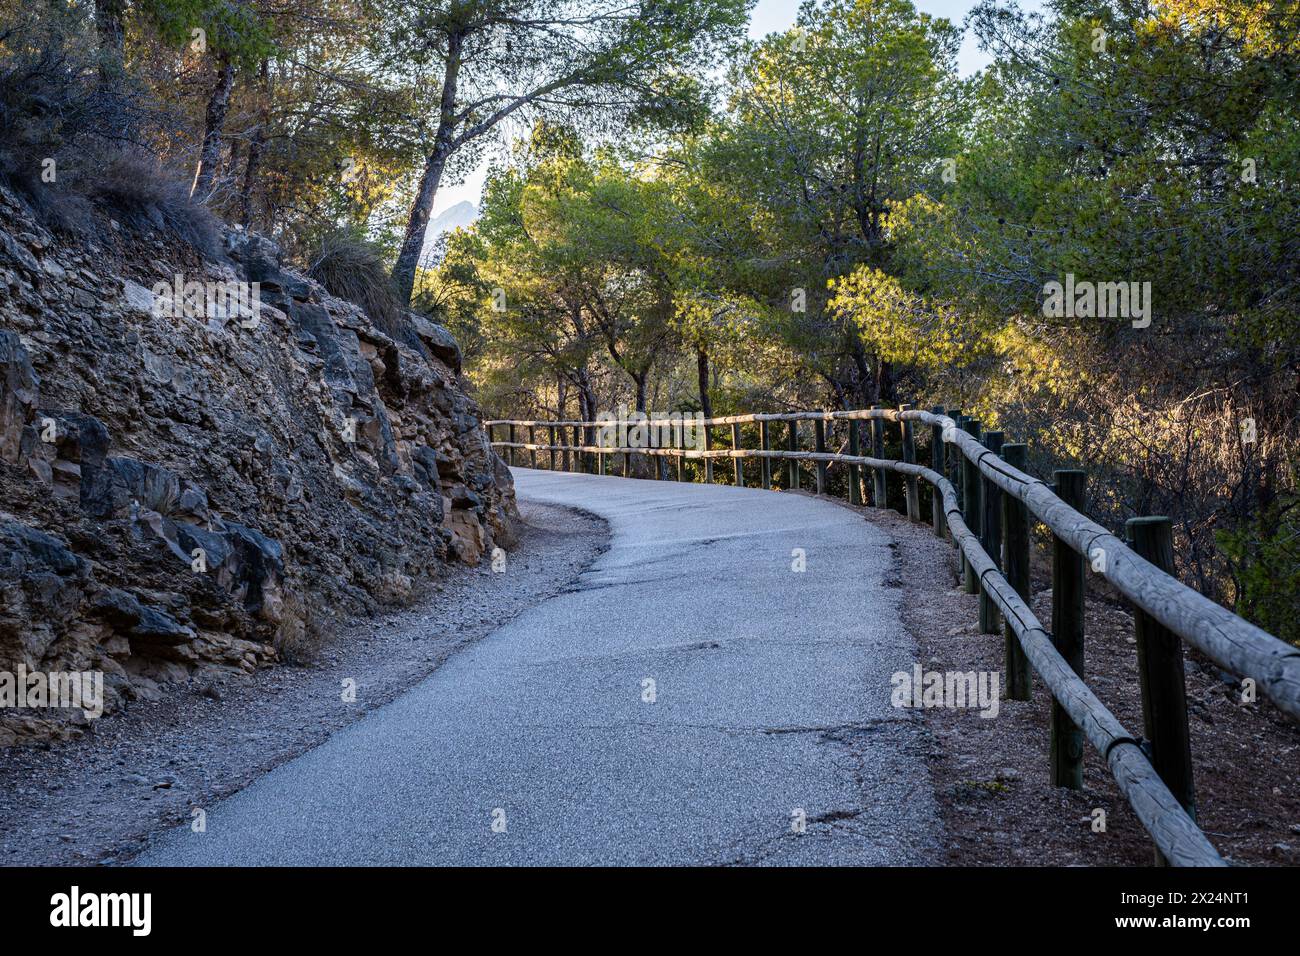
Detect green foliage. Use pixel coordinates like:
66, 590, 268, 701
137, 0, 273, 65
875, 0, 1300, 615
829, 262, 999, 370
712, 0, 965, 403
441, 0, 1298, 634
382, 0, 756, 302
429, 134, 688, 409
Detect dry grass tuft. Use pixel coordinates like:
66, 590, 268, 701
275, 590, 336, 665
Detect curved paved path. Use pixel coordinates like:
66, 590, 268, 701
136, 468, 940, 865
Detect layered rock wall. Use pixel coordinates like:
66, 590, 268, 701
0, 187, 515, 743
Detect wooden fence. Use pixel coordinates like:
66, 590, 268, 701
485, 407, 1300, 867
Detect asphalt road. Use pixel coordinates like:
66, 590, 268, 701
136, 468, 940, 865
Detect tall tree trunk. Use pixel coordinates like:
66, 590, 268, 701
697, 346, 714, 463
877, 358, 895, 404
696, 347, 713, 421
577, 376, 598, 472
633, 372, 647, 414
238, 59, 270, 228
622, 371, 648, 476
96, 0, 126, 85
392, 32, 463, 305
556, 375, 569, 470
580, 377, 598, 425
851, 340, 873, 407
192, 56, 237, 202
850, 340, 873, 452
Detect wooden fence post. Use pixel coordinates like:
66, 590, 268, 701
946, 411, 967, 554
786, 420, 799, 490
961, 418, 982, 593
848, 418, 862, 505
507, 423, 516, 467
900, 404, 920, 522
871, 405, 887, 507
1127, 515, 1197, 863
645, 417, 655, 480
760, 420, 771, 490
1051, 469, 1087, 790
704, 421, 714, 484
930, 406, 946, 537
732, 422, 743, 486
814, 417, 827, 494
948, 412, 964, 512
1001, 442, 1032, 701
528, 425, 537, 468
657, 419, 668, 480
549, 425, 558, 471
979, 430, 1004, 633
674, 419, 685, 482
572, 425, 583, 473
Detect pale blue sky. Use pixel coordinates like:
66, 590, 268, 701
747, 0, 1045, 76
431, 0, 1043, 216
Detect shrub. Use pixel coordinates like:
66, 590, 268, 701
274, 589, 335, 665
306, 229, 416, 345
85, 151, 223, 259
0, 10, 219, 256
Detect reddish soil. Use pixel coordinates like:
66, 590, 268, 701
867, 504, 1300, 866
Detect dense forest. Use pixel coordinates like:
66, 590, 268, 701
1, 0, 1296, 641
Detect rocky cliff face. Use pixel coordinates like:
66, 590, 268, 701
0, 187, 516, 745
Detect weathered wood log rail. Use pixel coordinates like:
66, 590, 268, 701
486, 407, 1300, 867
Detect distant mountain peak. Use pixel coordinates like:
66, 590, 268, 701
419, 200, 479, 264
438, 199, 477, 218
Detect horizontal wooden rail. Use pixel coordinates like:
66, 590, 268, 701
488, 406, 1300, 866
922, 459, 1221, 866
921, 410, 1300, 725
488, 409, 945, 427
